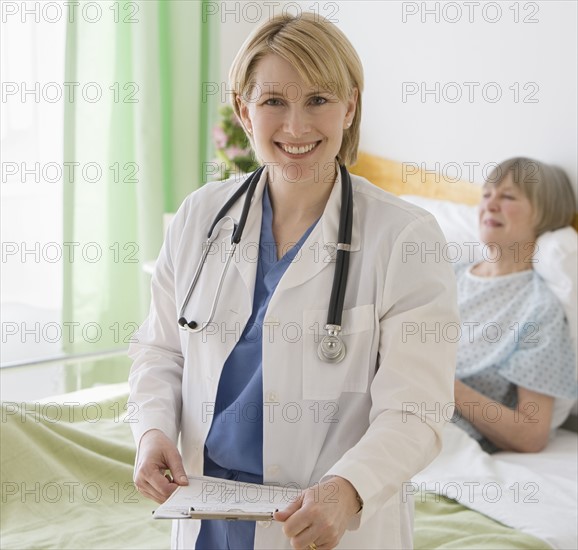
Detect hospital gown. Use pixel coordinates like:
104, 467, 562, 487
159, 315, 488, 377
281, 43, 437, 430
452, 263, 577, 453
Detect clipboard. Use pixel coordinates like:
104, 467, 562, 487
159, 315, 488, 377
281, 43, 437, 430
187, 508, 276, 521
152, 475, 301, 521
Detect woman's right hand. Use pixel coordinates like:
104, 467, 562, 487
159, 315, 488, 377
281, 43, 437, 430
133, 429, 189, 503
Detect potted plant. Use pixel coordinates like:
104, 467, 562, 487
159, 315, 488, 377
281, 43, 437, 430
211, 105, 259, 180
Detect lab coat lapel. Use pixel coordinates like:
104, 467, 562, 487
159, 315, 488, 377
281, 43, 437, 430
226, 169, 268, 311
276, 166, 361, 293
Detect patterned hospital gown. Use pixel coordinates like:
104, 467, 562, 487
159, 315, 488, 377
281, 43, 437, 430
453, 263, 577, 453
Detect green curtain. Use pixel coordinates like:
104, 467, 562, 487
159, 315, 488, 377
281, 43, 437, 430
62, 0, 219, 390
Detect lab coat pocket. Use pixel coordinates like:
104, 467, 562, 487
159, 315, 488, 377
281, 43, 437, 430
302, 304, 376, 401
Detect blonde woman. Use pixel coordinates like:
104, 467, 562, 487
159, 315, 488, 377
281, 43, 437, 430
129, 13, 458, 550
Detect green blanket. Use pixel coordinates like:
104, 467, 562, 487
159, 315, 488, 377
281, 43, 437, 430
1, 392, 170, 549
414, 493, 550, 549
1, 391, 550, 549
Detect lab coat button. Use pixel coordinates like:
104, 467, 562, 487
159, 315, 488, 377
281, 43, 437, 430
267, 391, 279, 402
257, 520, 272, 528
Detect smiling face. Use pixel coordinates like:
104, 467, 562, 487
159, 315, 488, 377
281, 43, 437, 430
236, 54, 357, 182
478, 172, 537, 248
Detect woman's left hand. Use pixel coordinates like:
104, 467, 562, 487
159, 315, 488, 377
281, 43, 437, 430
273, 476, 360, 550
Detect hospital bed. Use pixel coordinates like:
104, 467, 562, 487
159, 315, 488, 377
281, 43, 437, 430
2, 383, 568, 550
2, 152, 577, 549
351, 152, 578, 550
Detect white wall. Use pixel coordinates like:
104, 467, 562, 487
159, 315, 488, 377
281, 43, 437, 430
218, 0, 577, 202
218, 2, 259, 85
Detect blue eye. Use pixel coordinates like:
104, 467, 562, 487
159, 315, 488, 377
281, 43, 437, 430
264, 98, 282, 106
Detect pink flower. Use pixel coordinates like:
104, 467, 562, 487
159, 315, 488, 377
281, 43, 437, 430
224, 146, 244, 159
212, 126, 227, 149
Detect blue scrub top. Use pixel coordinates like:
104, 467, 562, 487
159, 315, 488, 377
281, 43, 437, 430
196, 182, 320, 550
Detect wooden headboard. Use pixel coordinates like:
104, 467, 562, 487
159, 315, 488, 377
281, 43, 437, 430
350, 151, 578, 230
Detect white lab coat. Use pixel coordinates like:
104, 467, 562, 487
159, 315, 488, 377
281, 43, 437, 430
128, 166, 459, 549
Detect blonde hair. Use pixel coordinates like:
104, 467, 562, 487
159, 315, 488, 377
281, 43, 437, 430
228, 12, 364, 166
485, 158, 576, 236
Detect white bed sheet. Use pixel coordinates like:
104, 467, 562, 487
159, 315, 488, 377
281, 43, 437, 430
412, 423, 578, 549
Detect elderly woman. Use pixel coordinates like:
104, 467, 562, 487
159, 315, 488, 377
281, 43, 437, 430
453, 158, 577, 454
129, 13, 458, 550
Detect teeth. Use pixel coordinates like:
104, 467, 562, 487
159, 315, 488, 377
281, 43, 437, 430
281, 143, 317, 155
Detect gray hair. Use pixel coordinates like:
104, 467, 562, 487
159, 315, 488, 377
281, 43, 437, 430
485, 158, 576, 236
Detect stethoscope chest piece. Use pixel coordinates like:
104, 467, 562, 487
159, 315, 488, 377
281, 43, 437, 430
318, 325, 346, 363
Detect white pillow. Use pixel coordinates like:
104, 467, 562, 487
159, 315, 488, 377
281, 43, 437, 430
400, 194, 578, 427
533, 227, 578, 364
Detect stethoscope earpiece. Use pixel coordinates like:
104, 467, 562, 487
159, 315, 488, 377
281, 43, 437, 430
178, 317, 198, 330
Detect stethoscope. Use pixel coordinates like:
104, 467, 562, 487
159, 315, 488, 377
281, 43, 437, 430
178, 164, 353, 364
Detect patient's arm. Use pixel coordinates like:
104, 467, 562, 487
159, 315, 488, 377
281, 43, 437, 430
454, 380, 554, 453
